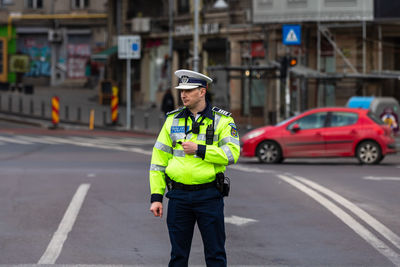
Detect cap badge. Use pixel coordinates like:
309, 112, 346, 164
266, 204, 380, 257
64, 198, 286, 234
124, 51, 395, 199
181, 76, 189, 84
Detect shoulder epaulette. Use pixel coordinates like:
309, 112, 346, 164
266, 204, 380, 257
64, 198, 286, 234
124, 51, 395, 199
166, 107, 185, 116
212, 106, 231, 117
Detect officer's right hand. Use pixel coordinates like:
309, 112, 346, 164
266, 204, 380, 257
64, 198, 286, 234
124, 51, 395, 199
150, 202, 163, 218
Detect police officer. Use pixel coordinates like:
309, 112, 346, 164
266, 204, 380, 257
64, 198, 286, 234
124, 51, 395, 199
149, 69, 240, 266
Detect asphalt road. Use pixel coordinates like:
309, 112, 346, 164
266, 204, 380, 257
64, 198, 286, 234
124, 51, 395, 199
0, 121, 399, 266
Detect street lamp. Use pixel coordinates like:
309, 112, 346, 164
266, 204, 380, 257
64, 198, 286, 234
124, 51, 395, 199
213, 0, 228, 9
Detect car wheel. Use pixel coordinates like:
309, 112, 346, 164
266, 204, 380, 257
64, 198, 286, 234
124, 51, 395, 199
356, 141, 382, 165
256, 141, 283, 164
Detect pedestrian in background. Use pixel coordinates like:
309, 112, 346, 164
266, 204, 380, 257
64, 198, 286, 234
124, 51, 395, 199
84, 58, 92, 88
161, 88, 175, 114
149, 69, 240, 266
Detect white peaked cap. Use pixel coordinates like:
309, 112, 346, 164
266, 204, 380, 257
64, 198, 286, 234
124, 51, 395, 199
174, 69, 213, 90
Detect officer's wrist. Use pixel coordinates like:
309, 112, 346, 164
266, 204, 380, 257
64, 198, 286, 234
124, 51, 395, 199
151, 194, 163, 203
196, 144, 206, 159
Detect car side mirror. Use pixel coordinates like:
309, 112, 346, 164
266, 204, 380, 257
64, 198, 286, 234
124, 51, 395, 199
291, 124, 301, 133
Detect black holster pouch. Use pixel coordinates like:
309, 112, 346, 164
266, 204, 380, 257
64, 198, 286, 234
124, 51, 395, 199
216, 172, 230, 197
165, 174, 172, 191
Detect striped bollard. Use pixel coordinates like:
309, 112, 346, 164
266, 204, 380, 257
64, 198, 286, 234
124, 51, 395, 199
51, 96, 60, 128
111, 86, 119, 125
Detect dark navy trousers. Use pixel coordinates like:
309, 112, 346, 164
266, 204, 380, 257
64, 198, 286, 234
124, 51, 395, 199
166, 187, 226, 267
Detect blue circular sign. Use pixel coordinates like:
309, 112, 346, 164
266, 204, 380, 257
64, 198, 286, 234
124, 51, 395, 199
132, 43, 138, 51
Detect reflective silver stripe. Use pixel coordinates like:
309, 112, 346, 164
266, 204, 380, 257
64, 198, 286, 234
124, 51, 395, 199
173, 150, 185, 157
150, 164, 166, 172
171, 133, 185, 141
197, 134, 206, 141
214, 113, 222, 129
186, 133, 192, 140
221, 145, 235, 165
172, 118, 180, 126
197, 134, 219, 142
154, 141, 173, 154
219, 136, 240, 147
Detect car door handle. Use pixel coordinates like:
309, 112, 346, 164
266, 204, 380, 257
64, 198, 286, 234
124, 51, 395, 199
315, 132, 322, 136
350, 130, 357, 135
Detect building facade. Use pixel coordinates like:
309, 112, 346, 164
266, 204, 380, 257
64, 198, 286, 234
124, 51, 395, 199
0, 0, 107, 87
106, 0, 400, 127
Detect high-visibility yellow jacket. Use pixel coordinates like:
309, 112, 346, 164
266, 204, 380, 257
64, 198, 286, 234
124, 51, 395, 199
149, 104, 240, 202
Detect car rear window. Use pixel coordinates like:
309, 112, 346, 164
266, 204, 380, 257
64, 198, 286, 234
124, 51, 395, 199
367, 111, 385, 125
330, 112, 358, 127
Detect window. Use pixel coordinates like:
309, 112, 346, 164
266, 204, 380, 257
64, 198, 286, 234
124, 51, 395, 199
72, 0, 89, 9
1, 0, 14, 7
288, 112, 328, 130
26, 0, 42, 9
177, 0, 189, 14
330, 112, 358, 127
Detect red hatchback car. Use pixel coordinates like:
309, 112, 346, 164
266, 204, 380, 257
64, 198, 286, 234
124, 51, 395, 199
241, 107, 397, 164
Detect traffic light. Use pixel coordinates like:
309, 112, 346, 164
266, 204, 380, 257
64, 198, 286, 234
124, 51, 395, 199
288, 57, 297, 67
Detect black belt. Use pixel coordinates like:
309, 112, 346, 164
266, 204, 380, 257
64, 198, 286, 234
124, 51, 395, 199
167, 176, 216, 191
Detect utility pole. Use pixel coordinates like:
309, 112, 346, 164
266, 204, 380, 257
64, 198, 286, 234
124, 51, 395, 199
193, 0, 199, 72
168, 0, 174, 85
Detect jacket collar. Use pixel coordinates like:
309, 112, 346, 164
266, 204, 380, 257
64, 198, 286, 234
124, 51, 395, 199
175, 102, 213, 120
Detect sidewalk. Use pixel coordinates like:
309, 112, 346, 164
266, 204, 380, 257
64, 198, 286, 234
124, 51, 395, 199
0, 85, 165, 135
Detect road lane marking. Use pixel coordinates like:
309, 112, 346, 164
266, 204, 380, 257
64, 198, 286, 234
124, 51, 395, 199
363, 176, 400, 181
225, 215, 258, 226
76, 136, 155, 145
0, 136, 33, 144
15, 135, 59, 144
228, 164, 276, 174
278, 174, 400, 266
42, 136, 153, 155
294, 175, 400, 251
38, 183, 91, 264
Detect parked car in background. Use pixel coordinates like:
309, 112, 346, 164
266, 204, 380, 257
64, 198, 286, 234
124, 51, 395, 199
241, 107, 397, 164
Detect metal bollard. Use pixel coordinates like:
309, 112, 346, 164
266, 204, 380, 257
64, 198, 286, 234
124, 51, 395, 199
131, 114, 135, 129
19, 97, 23, 113
0, 95, 2, 110
103, 111, 107, 126
144, 112, 149, 129
65, 106, 69, 121
8, 96, 12, 112
30, 100, 34, 115
41, 101, 45, 117
77, 107, 81, 122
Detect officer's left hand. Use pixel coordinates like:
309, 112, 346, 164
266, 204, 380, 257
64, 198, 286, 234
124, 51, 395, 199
181, 141, 198, 155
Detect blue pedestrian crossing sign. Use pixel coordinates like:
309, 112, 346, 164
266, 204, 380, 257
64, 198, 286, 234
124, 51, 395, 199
283, 25, 301, 45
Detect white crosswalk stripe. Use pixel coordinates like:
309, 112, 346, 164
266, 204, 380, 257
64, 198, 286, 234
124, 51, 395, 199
0, 136, 33, 144
0, 135, 154, 155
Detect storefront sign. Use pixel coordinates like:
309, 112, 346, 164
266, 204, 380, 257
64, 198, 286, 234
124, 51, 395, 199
175, 23, 219, 36
253, 0, 373, 23
9, 54, 30, 73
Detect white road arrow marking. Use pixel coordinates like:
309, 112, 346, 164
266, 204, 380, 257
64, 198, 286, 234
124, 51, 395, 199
363, 176, 400, 181
225, 215, 258, 226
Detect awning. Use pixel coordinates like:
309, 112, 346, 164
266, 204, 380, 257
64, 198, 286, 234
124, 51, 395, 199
91, 46, 117, 62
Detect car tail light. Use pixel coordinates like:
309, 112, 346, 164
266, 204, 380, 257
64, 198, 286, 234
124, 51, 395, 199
379, 125, 392, 136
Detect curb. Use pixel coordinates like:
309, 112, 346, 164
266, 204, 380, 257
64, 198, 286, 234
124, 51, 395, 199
0, 112, 159, 137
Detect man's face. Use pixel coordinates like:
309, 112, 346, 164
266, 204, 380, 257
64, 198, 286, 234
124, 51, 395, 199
179, 87, 206, 109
